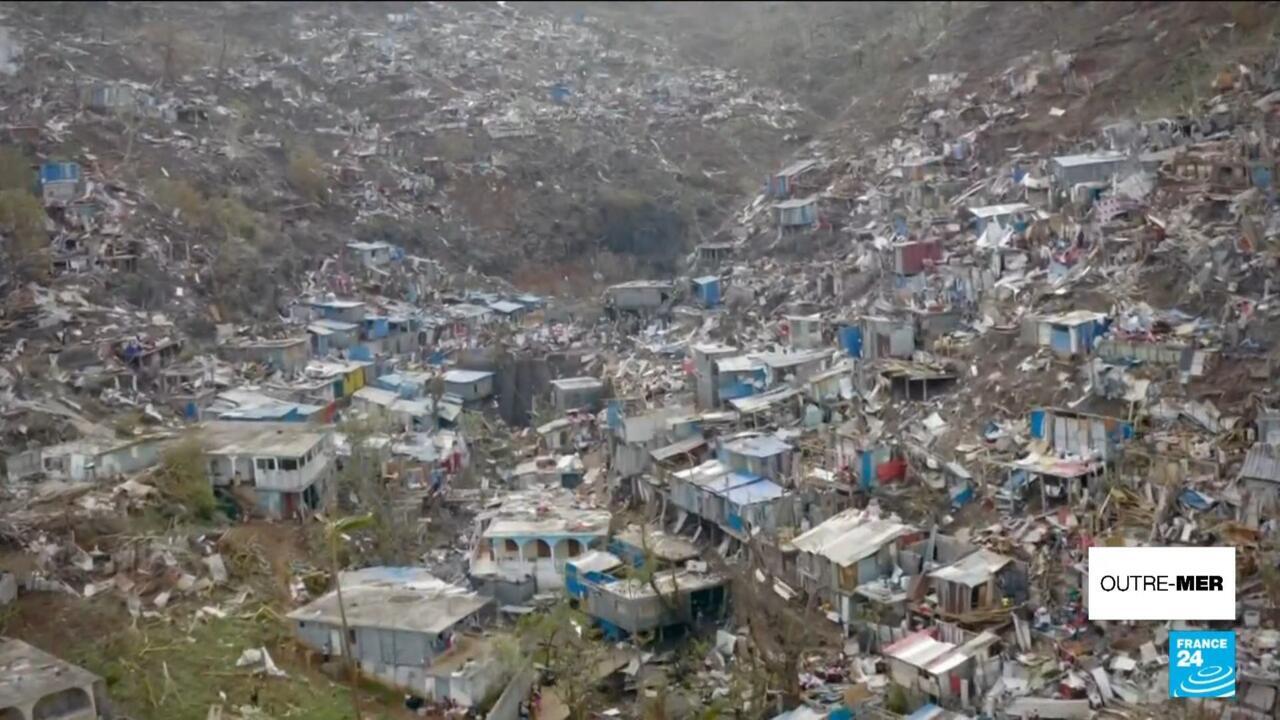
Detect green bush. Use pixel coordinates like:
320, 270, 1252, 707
287, 146, 328, 203
0, 146, 34, 193
158, 437, 217, 521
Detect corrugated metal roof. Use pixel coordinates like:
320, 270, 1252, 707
929, 549, 1013, 587
790, 511, 913, 567
721, 433, 792, 458
1240, 444, 1280, 483
719, 477, 787, 505
444, 369, 494, 384
966, 202, 1034, 218
776, 159, 817, 177
650, 436, 707, 462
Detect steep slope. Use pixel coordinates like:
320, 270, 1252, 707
0, 1, 813, 324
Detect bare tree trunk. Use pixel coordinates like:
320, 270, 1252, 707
330, 534, 364, 720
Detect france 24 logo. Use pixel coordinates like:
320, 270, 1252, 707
1169, 631, 1235, 698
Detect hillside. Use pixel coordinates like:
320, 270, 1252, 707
0, 0, 816, 325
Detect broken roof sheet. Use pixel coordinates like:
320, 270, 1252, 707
650, 436, 708, 462
286, 566, 490, 636
309, 298, 366, 309
1038, 309, 1107, 326
613, 526, 701, 563
1051, 150, 1126, 167
965, 202, 1034, 219
488, 300, 525, 314
598, 569, 726, 598
776, 158, 818, 177
929, 549, 1013, 587
728, 387, 801, 414
772, 196, 817, 209
568, 550, 623, 575
609, 279, 673, 290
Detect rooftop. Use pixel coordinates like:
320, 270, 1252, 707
613, 525, 701, 563
1039, 309, 1108, 326
227, 335, 309, 348
715, 355, 762, 374
0, 638, 101, 707
1240, 444, 1280, 483
597, 569, 726, 599
478, 490, 611, 538
776, 158, 818, 177
753, 349, 830, 369
310, 298, 366, 309
718, 476, 787, 505
444, 369, 494, 384
929, 549, 1014, 587
488, 300, 525, 314
309, 319, 361, 332
773, 196, 817, 209
1051, 150, 1127, 168
206, 426, 329, 458
568, 550, 624, 575
789, 510, 914, 568
551, 376, 603, 391
650, 436, 708, 463
609, 279, 674, 290
721, 433, 793, 459
965, 202, 1034, 219
287, 567, 490, 636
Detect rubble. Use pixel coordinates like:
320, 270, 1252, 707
0, 2, 1279, 719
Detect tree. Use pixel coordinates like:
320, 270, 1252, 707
287, 145, 328, 204
332, 418, 420, 565
516, 603, 609, 720
325, 513, 376, 720
0, 189, 49, 282
0, 146, 34, 193
157, 436, 216, 520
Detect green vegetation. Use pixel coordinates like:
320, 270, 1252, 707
516, 602, 609, 720
71, 604, 380, 720
596, 187, 687, 273
157, 437, 217, 521
286, 145, 328, 204
0, 187, 49, 281
0, 145, 34, 193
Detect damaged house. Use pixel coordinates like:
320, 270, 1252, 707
204, 424, 335, 519
288, 567, 499, 708
788, 510, 917, 631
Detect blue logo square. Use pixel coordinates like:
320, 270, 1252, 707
1170, 631, 1235, 698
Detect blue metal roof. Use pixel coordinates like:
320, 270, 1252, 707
720, 477, 786, 506
722, 434, 792, 458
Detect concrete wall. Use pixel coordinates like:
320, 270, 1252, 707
485, 665, 536, 720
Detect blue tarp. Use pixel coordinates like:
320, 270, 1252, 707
1179, 489, 1215, 511
1029, 410, 1046, 439
837, 325, 863, 358
39, 161, 80, 184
